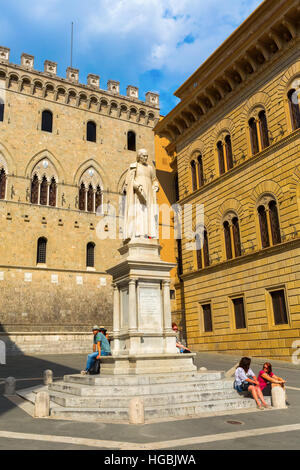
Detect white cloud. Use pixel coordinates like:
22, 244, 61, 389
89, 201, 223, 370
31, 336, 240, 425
2, 0, 262, 112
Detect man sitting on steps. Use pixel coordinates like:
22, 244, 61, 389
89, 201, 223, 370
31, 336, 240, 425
81, 325, 111, 375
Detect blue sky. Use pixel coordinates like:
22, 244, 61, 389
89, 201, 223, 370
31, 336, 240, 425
0, 0, 262, 115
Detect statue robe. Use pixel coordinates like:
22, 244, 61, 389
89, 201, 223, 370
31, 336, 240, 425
123, 161, 159, 241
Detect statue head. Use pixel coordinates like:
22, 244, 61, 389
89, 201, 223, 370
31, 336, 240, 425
137, 148, 148, 165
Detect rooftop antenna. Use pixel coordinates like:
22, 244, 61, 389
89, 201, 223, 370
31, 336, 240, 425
70, 22, 74, 68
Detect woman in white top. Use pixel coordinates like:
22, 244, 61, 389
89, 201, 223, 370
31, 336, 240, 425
234, 357, 270, 410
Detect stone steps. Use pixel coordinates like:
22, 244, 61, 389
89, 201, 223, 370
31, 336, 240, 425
50, 377, 233, 397
63, 370, 225, 386
16, 370, 272, 422
49, 396, 271, 421
48, 387, 240, 408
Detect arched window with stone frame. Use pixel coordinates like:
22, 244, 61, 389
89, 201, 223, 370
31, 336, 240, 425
0, 168, 6, 200
78, 167, 103, 213
87, 121, 97, 143
0, 98, 4, 122
79, 182, 86, 211
31, 174, 39, 204
127, 131, 136, 151
217, 134, 233, 175
195, 227, 210, 270
257, 195, 281, 249
86, 242, 95, 268
191, 160, 197, 192
288, 89, 300, 131
49, 177, 57, 207
30, 159, 58, 207
41, 110, 53, 133
40, 176, 48, 206
248, 108, 270, 155
223, 212, 242, 260
37, 237, 47, 264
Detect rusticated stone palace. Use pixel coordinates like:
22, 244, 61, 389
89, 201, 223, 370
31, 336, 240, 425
155, 0, 300, 361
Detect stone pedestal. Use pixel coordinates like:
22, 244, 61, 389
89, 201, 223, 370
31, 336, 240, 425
106, 239, 196, 374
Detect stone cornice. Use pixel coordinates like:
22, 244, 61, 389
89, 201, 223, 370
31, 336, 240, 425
180, 236, 300, 282
155, 0, 300, 144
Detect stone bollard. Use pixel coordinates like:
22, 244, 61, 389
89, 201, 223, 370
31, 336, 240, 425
34, 391, 50, 418
271, 386, 287, 409
129, 397, 145, 425
4, 377, 16, 395
43, 369, 53, 385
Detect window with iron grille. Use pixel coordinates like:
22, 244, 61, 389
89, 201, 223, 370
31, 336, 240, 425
86, 242, 95, 268
232, 297, 246, 329
202, 304, 213, 332
271, 290, 288, 325
37, 237, 47, 264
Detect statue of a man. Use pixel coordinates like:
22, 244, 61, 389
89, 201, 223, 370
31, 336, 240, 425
123, 148, 159, 242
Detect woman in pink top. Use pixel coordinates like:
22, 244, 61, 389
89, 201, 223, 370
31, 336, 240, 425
258, 362, 286, 397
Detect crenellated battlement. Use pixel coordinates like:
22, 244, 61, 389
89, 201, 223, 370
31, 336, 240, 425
0, 46, 160, 124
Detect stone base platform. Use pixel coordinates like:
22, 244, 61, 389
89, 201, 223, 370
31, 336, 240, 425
99, 353, 197, 375
17, 369, 271, 423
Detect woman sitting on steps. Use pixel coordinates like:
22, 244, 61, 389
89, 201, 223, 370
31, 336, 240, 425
234, 357, 270, 410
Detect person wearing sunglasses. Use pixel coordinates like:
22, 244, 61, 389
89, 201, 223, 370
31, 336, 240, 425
258, 362, 287, 400
172, 322, 191, 353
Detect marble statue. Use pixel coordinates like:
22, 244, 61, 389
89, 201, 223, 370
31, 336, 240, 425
123, 148, 159, 242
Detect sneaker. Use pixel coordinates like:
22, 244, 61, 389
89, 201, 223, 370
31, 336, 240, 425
81, 370, 88, 375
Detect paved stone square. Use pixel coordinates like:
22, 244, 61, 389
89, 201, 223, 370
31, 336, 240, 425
0, 352, 300, 451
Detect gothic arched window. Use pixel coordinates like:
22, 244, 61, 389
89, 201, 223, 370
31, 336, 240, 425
49, 177, 57, 207
86, 242, 95, 268
0, 168, 6, 199
41, 110, 53, 133
40, 176, 48, 205
127, 131, 136, 151
87, 184, 94, 212
31, 174, 39, 204
87, 121, 96, 142
95, 185, 102, 213
79, 183, 86, 211
37, 237, 47, 264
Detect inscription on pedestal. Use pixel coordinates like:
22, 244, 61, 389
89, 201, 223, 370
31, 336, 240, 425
139, 286, 162, 328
